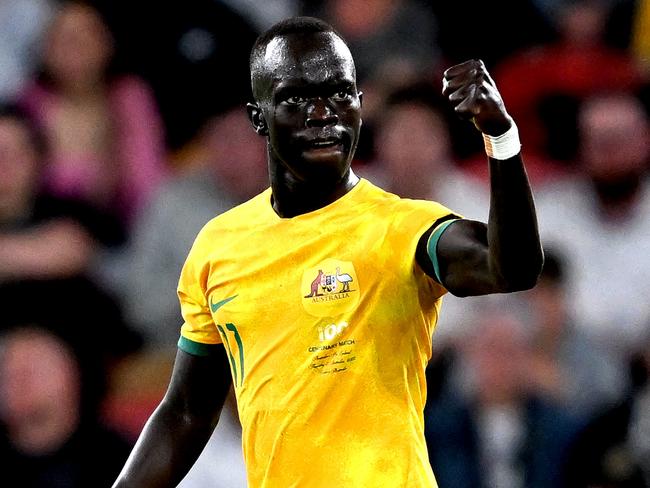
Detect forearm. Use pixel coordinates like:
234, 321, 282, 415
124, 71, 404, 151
437, 59, 544, 295
486, 153, 543, 290
113, 399, 218, 488
113, 348, 231, 488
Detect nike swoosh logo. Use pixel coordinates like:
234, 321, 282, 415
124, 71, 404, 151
210, 295, 238, 313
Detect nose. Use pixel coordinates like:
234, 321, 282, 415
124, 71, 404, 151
306, 98, 338, 128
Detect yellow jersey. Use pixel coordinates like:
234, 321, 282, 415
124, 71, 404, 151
178, 178, 457, 488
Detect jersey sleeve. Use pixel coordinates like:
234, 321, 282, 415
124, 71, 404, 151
390, 199, 463, 299
177, 228, 223, 355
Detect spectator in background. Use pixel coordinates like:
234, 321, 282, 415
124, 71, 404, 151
425, 309, 580, 488
0, 103, 122, 283
18, 0, 167, 226
359, 83, 488, 219
519, 248, 627, 423
562, 328, 650, 487
124, 106, 268, 348
0, 102, 140, 363
0, 325, 132, 487
0, 102, 126, 280
535, 91, 650, 352
98, 0, 259, 152
494, 0, 643, 163
0, 0, 54, 102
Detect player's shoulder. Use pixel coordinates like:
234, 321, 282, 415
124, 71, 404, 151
363, 178, 457, 219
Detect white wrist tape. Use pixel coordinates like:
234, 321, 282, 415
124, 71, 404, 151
482, 123, 521, 160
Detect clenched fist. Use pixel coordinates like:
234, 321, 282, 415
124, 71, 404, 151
442, 59, 513, 137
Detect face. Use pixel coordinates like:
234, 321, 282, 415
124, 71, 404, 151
466, 313, 528, 403
250, 32, 362, 185
44, 3, 114, 89
558, 2, 606, 45
579, 94, 649, 181
204, 108, 268, 199
0, 328, 80, 453
377, 103, 451, 197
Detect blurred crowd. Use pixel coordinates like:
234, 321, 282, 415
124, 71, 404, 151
1, 0, 650, 486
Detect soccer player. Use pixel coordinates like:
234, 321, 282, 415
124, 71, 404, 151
112, 16, 543, 488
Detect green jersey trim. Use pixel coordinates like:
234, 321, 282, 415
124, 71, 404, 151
178, 336, 220, 356
426, 218, 462, 284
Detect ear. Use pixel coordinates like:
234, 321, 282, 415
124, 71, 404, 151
246, 102, 268, 136
358, 91, 363, 128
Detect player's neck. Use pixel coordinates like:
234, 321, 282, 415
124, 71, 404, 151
270, 169, 359, 218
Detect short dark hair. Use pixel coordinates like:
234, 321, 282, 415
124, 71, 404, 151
250, 16, 343, 69
249, 16, 348, 99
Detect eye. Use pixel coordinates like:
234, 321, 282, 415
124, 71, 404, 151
331, 90, 352, 102
283, 95, 305, 105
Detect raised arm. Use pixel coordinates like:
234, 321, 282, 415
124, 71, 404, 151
112, 347, 232, 488
416, 59, 543, 297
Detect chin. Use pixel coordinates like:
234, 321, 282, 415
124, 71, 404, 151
306, 160, 350, 183
297, 152, 349, 182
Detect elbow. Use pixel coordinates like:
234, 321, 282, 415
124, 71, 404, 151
502, 273, 540, 293
496, 273, 539, 293
501, 250, 545, 292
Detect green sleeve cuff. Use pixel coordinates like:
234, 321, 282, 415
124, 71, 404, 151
426, 218, 461, 284
178, 336, 220, 356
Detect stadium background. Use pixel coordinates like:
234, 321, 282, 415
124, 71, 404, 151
0, 0, 649, 486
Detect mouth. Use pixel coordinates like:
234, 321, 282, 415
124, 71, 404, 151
304, 137, 345, 155
309, 137, 342, 148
